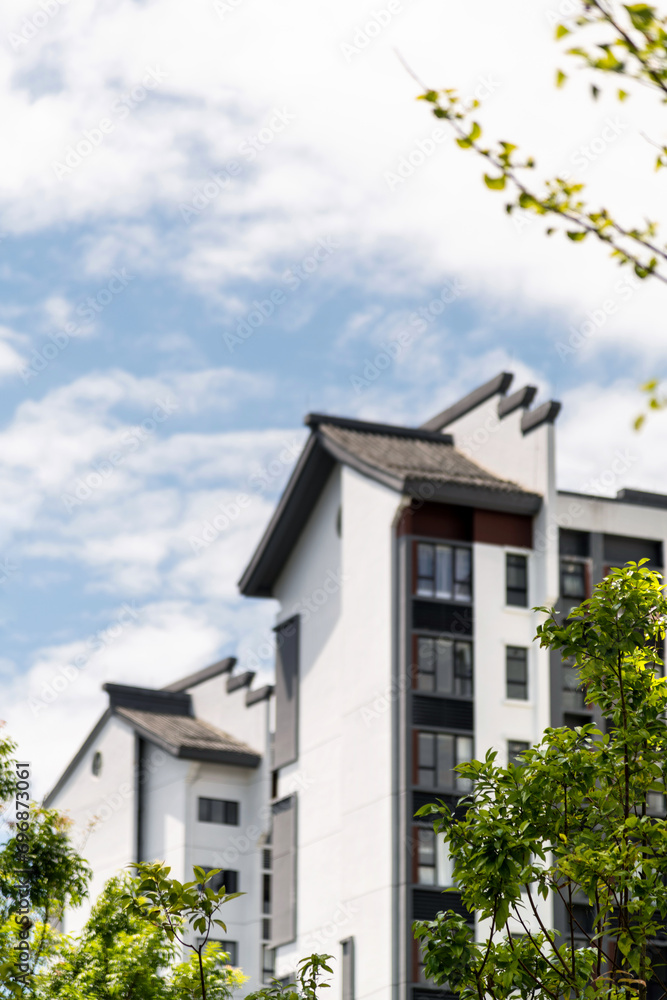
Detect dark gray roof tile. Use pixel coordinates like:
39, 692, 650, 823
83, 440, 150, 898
115, 708, 261, 767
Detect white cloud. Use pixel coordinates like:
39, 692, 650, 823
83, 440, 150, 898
0, 0, 664, 362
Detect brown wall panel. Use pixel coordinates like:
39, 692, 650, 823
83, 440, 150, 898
473, 509, 533, 548
397, 502, 472, 541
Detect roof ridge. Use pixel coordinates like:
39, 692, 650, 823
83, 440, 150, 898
305, 412, 454, 444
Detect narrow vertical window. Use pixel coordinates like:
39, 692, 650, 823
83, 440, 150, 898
341, 938, 355, 1000
506, 553, 528, 607
274, 618, 299, 770
417, 544, 435, 596
506, 647, 528, 700
416, 827, 456, 886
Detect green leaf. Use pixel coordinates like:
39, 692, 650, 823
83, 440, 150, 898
556, 69, 567, 88
555, 23, 570, 38
591, 84, 600, 100
518, 192, 540, 210
625, 3, 656, 30
566, 230, 587, 241
618, 88, 629, 101
484, 173, 506, 190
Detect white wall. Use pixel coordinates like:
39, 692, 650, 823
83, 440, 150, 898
446, 395, 560, 606
272, 463, 402, 1000
48, 714, 137, 935
556, 493, 667, 551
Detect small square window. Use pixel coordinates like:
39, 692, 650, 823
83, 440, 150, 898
507, 740, 529, 767
416, 637, 473, 696
561, 560, 587, 600
198, 867, 239, 894
506, 646, 528, 700
417, 732, 473, 791
416, 543, 471, 601
506, 554, 528, 607
196, 939, 238, 965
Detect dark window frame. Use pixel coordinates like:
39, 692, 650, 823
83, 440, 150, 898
198, 866, 239, 894
560, 558, 588, 601
415, 635, 473, 698
507, 740, 530, 766
506, 553, 528, 607
506, 646, 528, 701
198, 797, 240, 826
415, 541, 473, 603
416, 730, 473, 792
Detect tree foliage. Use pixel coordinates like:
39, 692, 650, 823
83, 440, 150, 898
415, 561, 667, 1000
415, 2, 667, 285
120, 861, 245, 1000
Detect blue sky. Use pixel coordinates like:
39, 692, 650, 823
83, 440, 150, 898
1, 0, 666, 794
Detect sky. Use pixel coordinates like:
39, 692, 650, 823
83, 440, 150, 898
0, 0, 666, 797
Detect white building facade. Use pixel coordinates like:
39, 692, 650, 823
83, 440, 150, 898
49, 371, 667, 1000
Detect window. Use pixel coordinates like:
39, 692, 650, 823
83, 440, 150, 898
416, 827, 455, 886
91, 751, 102, 777
562, 663, 586, 711
416, 637, 473, 696
416, 543, 472, 601
647, 791, 665, 815
272, 795, 297, 946
507, 740, 529, 766
198, 797, 240, 825
506, 646, 528, 700
506, 553, 528, 606
198, 867, 239, 893
197, 939, 238, 964
341, 938, 355, 1000
262, 945, 275, 981
274, 618, 299, 770
417, 732, 473, 791
263, 873, 271, 915
561, 559, 587, 600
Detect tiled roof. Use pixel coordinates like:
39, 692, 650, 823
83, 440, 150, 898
115, 708, 261, 767
317, 422, 531, 497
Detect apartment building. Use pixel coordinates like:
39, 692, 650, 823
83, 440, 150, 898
239, 371, 666, 1000
49, 370, 667, 1000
